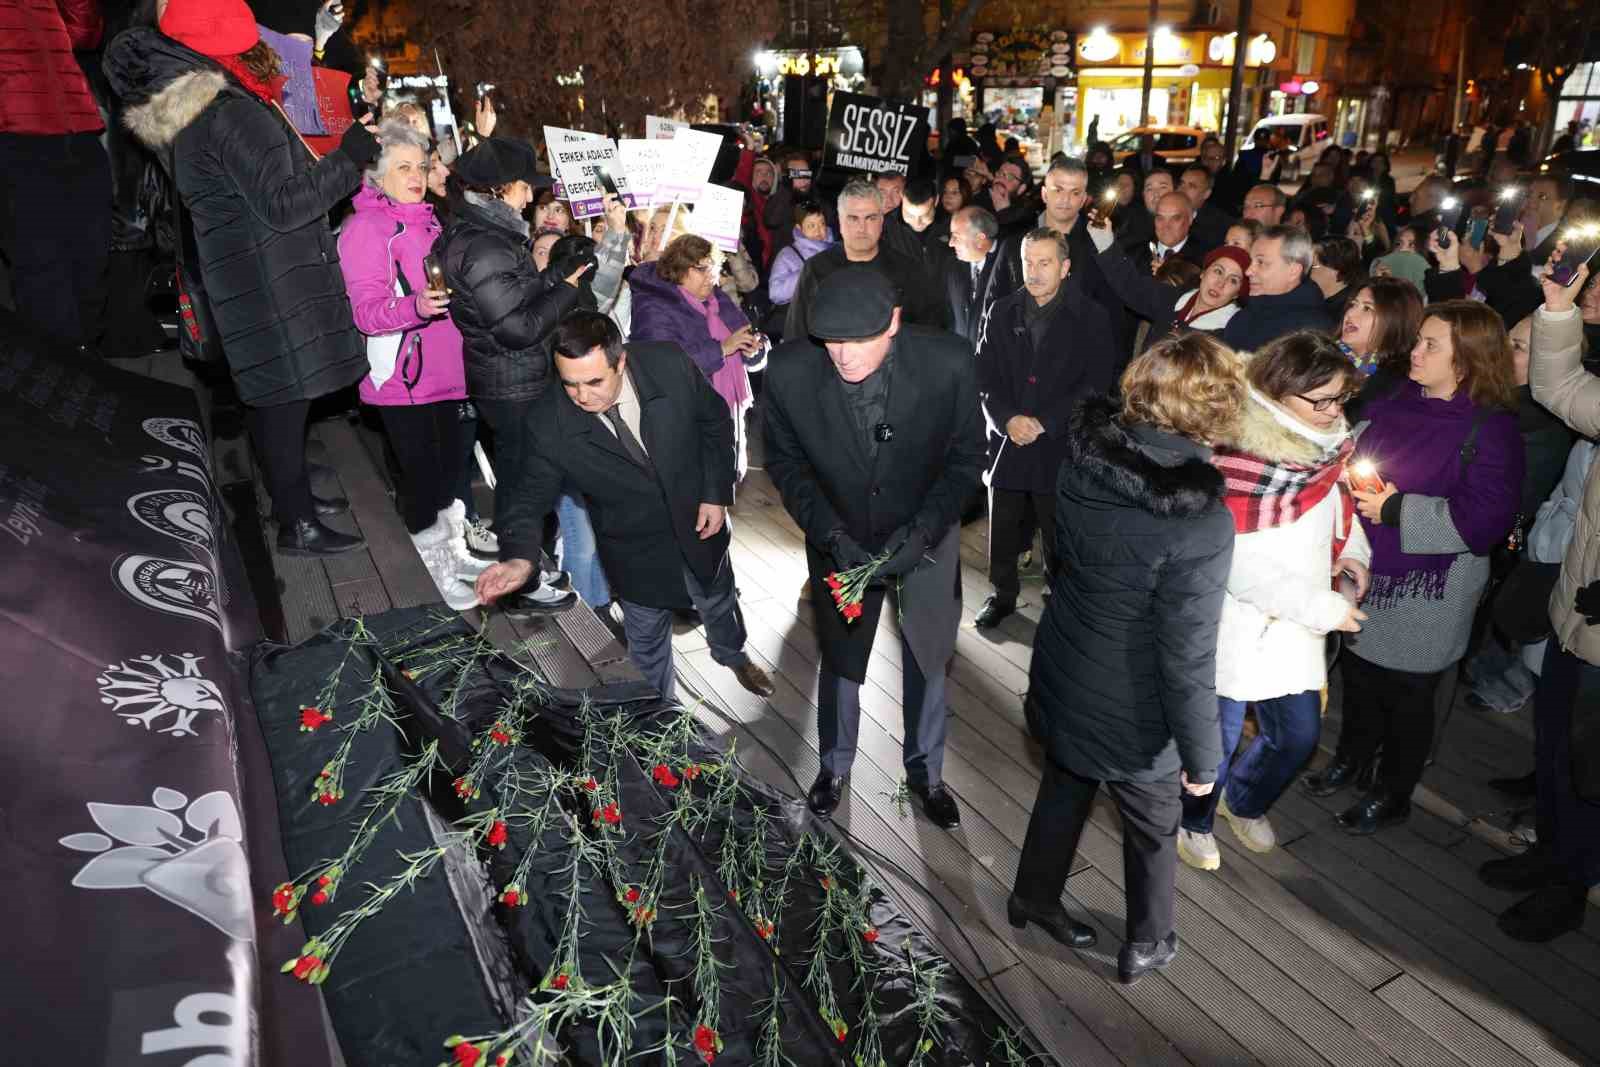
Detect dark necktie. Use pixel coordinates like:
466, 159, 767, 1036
602, 404, 651, 469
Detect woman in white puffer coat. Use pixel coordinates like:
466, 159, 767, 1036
1180, 331, 1373, 871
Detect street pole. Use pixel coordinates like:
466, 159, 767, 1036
1224, 0, 1252, 160
1140, 0, 1158, 127
1451, 17, 1469, 129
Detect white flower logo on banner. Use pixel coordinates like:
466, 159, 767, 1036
97, 653, 225, 739
60, 788, 254, 942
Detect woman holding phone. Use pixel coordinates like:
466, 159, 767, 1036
1307, 301, 1524, 833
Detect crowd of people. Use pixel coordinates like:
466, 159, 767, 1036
7, 0, 1598, 992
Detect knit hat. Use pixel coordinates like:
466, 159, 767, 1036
1204, 245, 1252, 301
1372, 250, 1430, 297
454, 137, 552, 190
160, 0, 260, 57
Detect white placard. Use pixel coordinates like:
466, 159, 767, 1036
616, 138, 668, 209
654, 127, 722, 203
687, 182, 744, 253
543, 126, 637, 219
645, 114, 683, 140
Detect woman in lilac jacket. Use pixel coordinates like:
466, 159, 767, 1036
629, 234, 768, 478
338, 120, 479, 608
767, 201, 836, 307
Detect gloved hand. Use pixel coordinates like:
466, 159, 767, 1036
339, 118, 381, 167
877, 524, 931, 578
825, 529, 871, 571
1577, 580, 1600, 626
314, 0, 344, 50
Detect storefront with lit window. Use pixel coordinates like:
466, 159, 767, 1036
947, 28, 1076, 167
752, 47, 867, 145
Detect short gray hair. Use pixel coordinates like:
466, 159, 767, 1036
1022, 226, 1069, 260
956, 205, 998, 241
1262, 224, 1313, 273
366, 119, 432, 186
839, 177, 884, 210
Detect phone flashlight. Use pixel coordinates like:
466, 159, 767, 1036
1348, 459, 1384, 495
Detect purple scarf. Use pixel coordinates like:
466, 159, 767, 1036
1353, 382, 1489, 608
679, 286, 750, 414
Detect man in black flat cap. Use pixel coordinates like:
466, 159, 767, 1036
763, 267, 986, 828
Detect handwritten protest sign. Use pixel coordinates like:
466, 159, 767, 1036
543, 126, 637, 219
653, 127, 721, 203
688, 182, 744, 253
645, 115, 683, 141
616, 139, 669, 209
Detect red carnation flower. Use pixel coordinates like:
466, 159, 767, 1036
652, 763, 680, 789
299, 706, 332, 732
624, 886, 641, 903
486, 819, 508, 849
317, 873, 332, 887
311, 889, 328, 906
291, 954, 323, 981
551, 972, 569, 990
842, 602, 863, 620
500, 887, 521, 907
583, 776, 598, 791
489, 722, 512, 745
453, 1043, 481, 1067
756, 918, 775, 940
683, 764, 701, 780
819, 877, 831, 890
729, 889, 739, 901
694, 1024, 719, 1061
826, 573, 842, 591
601, 801, 622, 824
834, 1021, 848, 1042
454, 776, 474, 798
862, 927, 879, 943
271, 882, 296, 917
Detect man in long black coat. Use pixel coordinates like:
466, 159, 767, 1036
974, 228, 1119, 629
476, 312, 774, 703
764, 268, 986, 828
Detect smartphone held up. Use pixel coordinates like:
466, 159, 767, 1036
1492, 186, 1524, 235
1550, 224, 1600, 288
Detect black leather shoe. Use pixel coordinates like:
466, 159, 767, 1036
974, 595, 1015, 630
910, 783, 962, 829
807, 771, 845, 817
1006, 893, 1097, 948
312, 490, 349, 516
1498, 884, 1588, 943
733, 662, 776, 698
1303, 755, 1369, 798
1335, 787, 1411, 835
1118, 931, 1178, 984
1488, 770, 1537, 799
1480, 846, 1569, 892
503, 586, 578, 618
276, 517, 365, 556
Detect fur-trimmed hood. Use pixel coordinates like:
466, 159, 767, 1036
1216, 386, 1350, 467
104, 27, 234, 151
1067, 393, 1225, 518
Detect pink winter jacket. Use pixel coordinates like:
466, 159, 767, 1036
337, 185, 467, 406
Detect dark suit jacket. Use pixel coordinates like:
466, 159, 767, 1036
946, 248, 1012, 349
977, 282, 1120, 494
1123, 234, 1205, 279
763, 326, 986, 678
883, 210, 954, 307
1188, 201, 1233, 256
783, 243, 945, 340
496, 341, 734, 609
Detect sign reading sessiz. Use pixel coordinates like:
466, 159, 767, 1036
823, 92, 925, 177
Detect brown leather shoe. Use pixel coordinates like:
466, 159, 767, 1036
734, 661, 775, 698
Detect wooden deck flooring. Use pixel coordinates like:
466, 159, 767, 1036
216, 387, 1600, 1067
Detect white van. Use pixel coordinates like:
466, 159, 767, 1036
1247, 114, 1330, 182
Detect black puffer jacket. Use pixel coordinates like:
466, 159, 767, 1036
105, 27, 367, 406
1026, 394, 1233, 784
438, 196, 579, 403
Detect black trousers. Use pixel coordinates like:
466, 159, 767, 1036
1334, 652, 1448, 797
245, 399, 315, 526
1013, 759, 1180, 945
0, 132, 111, 349
1536, 643, 1600, 889
473, 396, 534, 536
988, 486, 1057, 603
377, 402, 466, 534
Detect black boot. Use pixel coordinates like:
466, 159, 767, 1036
1118, 931, 1179, 984
1303, 755, 1369, 798
276, 517, 364, 557
1498, 884, 1589, 943
1335, 786, 1411, 835
807, 771, 845, 817
1479, 846, 1569, 892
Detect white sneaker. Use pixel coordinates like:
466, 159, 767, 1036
437, 499, 493, 579
1177, 829, 1221, 871
1218, 793, 1277, 853
464, 516, 498, 556
410, 525, 479, 611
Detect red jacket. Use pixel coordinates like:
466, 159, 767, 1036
0, 0, 104, 135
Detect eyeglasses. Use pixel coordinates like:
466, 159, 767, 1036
1296, 391, 1358, 413
690, 262, 719, 276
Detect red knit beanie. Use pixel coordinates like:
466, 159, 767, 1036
160, 0, 260, 58
1205, 244, 1252, 301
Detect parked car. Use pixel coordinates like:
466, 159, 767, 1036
1247, 114, 1330, 182
1109, 126, 1207, 166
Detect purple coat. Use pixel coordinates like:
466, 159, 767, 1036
628, 261, 752, 379
338, 185, 467, 406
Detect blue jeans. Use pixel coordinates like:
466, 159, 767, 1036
1182, 690, 1322, 833
1535, 643, 1600, 888
555, 491, 610, 607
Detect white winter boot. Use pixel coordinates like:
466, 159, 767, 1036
410, 522, 479, 611
438, 499, 492, 579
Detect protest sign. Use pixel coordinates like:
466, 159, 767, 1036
823, 92, 925, 177
543, 126, 637, 219
653, 127, 721, 203
645, 114, 683, 140
616, 139, 669, 209
688, 182, 744, 253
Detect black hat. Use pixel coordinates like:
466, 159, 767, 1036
808, 266, 899, 340
453, 137, 553, 190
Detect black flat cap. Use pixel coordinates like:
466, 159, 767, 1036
808, 265, 899, 340
453, 137, 553, 190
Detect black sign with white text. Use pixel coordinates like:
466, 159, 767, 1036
823, 92, 926, 177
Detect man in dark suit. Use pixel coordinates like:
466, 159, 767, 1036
975, 229, 1119, 629
784, 177, 945, 339
476, 312, 774, 702
1223, 224, 1334, 349
882, 176, 951, 295
764, 267, 986, 828
1125, 191, 1205, 277
1178, 164, 1231, 257
945, 205, 1009, 349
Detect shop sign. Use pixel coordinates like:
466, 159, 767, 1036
970, 27, 1068, 78
1207, 32, 1277, 67
823, 92, 925, 176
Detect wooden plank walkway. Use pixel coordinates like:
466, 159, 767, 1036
217, 382, 1600, 1067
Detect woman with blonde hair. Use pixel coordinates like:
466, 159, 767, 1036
1309, 300, 1524, 833
1011, 333, 1242, 984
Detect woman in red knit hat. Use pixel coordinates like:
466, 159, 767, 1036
105, 0, 382, 556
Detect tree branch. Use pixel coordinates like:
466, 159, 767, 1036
915, 0, 988, 74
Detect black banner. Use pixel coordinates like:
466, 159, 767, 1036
822, 91, 926, 177
0, 318, 330, 1066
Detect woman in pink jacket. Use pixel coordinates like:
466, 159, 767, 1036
338, 120, 480, 608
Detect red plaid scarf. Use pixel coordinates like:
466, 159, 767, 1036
1210, 437, 1357, 561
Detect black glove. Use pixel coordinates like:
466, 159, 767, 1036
339, 118, 380, 167
825, 529, 871, 571
1577, 580, 1600, 626
877, 524, 931, 578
